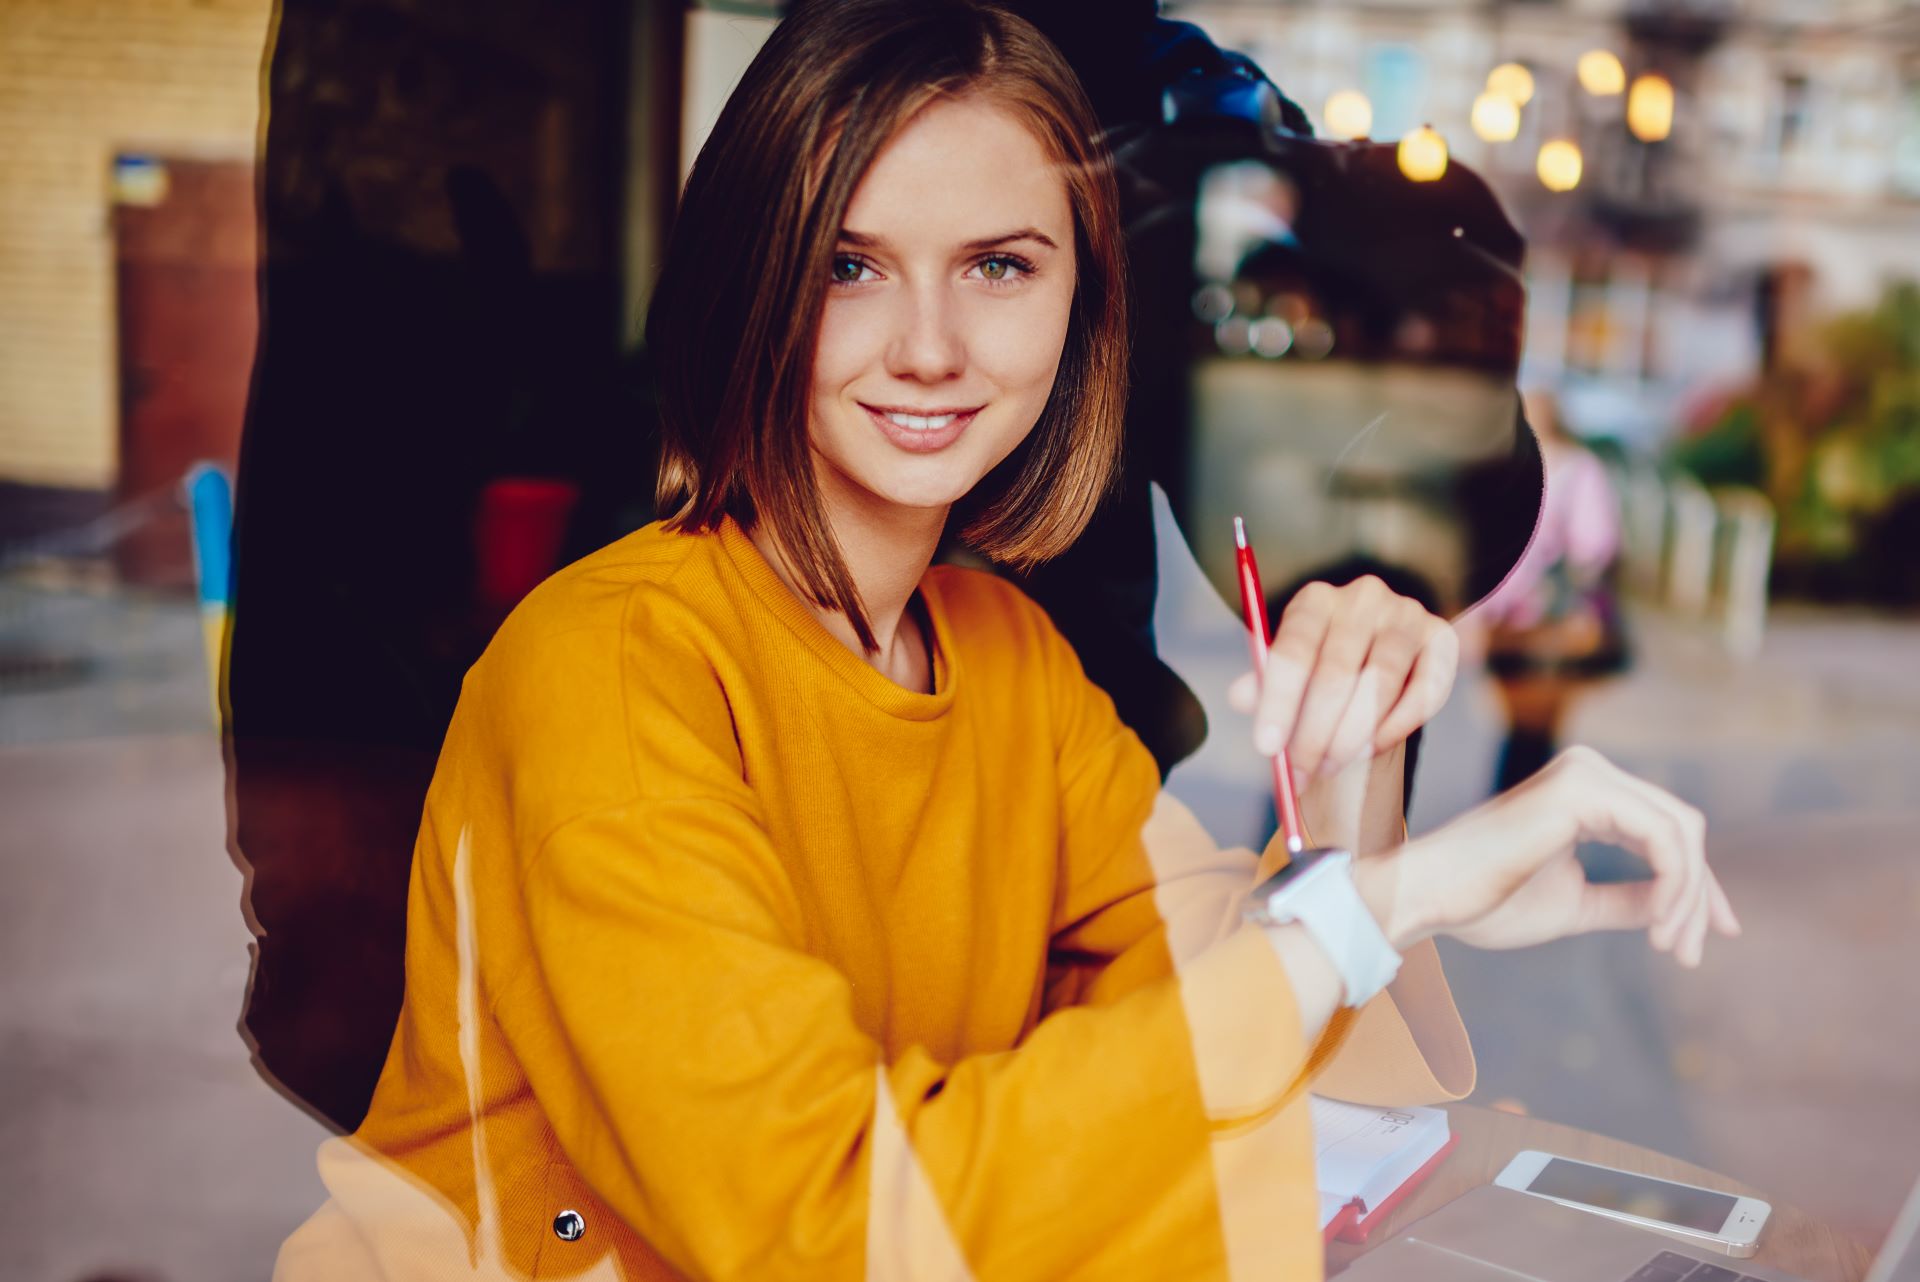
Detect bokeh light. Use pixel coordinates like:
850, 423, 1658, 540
1323, 89, 1373, 140
1471, 91, 1520, 142
1627, 73, 1675, 142
1213, 314, 1252, 356
1190, 282, 1234, 323
1485, 61, 1535, 106
1397, 123, 1449, 182
1537, 137, 1584, 191
1290, 317, 1335, 359
1577, 49, 1626, 96
1248, 316, 1294, 359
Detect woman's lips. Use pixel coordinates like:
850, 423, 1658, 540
862, 403, 980, 453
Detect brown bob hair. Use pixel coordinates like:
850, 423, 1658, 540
646, 0, 1128, 651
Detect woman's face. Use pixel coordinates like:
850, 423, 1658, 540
809, 93, 1077, 518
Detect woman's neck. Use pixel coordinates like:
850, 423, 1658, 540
748, 478, 947, 689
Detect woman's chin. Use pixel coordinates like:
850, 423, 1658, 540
869, 480, 974, 514
840, 460, 986, 515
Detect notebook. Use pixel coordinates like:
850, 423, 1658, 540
1312, 1096, 1459, 1244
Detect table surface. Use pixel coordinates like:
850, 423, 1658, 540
1325, 1104, 1876, 1282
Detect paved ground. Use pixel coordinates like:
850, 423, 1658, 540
1, 549, 1916, 1279
1, 576, 330, 1282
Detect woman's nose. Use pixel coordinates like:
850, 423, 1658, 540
884, 284, 966, 383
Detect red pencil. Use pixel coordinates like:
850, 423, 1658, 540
1233, 516, 1306, 853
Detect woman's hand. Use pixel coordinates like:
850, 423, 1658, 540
1226, 576, 1458, 780
1359, 746, 1742, 968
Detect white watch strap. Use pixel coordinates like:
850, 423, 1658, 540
1290, 863, 1401, 1007
1255, 852, 1402, 1008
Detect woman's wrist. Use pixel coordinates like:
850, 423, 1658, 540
1351, 847, 1435, 953
1292, 742, 1409, 866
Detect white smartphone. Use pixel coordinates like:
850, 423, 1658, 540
1494, 1150, 1771, 1258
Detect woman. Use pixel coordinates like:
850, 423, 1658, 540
1474, 387, 1631, 793
277, 4, 1735, 1278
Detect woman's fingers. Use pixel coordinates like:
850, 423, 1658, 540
1322, 615, 1424, 773
1628, 773, 1707, 952
1564, 750, 1738, 959
1287, 610, 1375, 775
1373, 623, 1458, 755
1680, 865, 1741, 966
1579, 750, 1725, 964
1227, 671, 1259, 715
1253, 582, 1334, 756
1420, 745, 1738, 968
1680, 875, 1714, 967
1256, 577, 1451, 776
1708, 875, 1743, 936
1536, 748, 1705, 957
1320, 670, 1386, 777
1573, 879, 1659, 935
1557, 754, 1683, 927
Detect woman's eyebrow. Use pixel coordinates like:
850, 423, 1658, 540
961, 227, 1059, 251
836, 227, 1061, 252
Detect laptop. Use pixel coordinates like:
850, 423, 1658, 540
1337, 1173, 1920, 1282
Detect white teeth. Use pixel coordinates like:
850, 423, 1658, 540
885, 411, 958, 430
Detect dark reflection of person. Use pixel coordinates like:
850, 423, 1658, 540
272, 5, 1735, 1277
228, 1, 642, 1131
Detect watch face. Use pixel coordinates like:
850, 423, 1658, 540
1257, 846, 1346, 894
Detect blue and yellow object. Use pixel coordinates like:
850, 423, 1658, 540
183, 461, 234, 727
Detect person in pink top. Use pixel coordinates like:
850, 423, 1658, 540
1473, 388, 1630, 792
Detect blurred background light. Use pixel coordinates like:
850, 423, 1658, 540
1191, 282, 1235, 322
1214, 314, 1253, 356
1578, 48, 1626, 96
1323, 89, 1373, 140
1249, 316, 1294, 359
1627, 73, 1675, 143
1537, 137, 1584, 191
1471, 90, 1521, 143
1486, 61, 1535, 106
1290, 317, 1335, 359
1397, 123, 1449, 181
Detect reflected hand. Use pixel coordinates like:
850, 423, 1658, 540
1368, 747, 1742, 968
1227, 575, 1458, 780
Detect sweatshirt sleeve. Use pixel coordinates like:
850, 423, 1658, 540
493, 789, 1317, 1281
1034, 593, 1262, 1012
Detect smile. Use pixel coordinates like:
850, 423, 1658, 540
860, 403, 982, 453
887, 411, 957, 430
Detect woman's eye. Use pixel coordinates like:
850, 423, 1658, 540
972, 254, 1034, 284
830, 255, 876, 285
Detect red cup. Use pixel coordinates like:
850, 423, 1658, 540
472, 477, 581, 612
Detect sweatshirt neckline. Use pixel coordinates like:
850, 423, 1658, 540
716, 517, 959, 722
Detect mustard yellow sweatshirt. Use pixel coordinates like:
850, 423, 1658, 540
275, 517, 1472, 1281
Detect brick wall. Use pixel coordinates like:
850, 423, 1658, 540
0, 0, 271, 490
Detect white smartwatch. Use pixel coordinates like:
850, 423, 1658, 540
1243, 847, 1402, 1008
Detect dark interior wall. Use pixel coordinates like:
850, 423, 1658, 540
229, 0, 648, 1130
263, 0, 626, 274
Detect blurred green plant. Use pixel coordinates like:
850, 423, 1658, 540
1670, 280, 1920, 603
